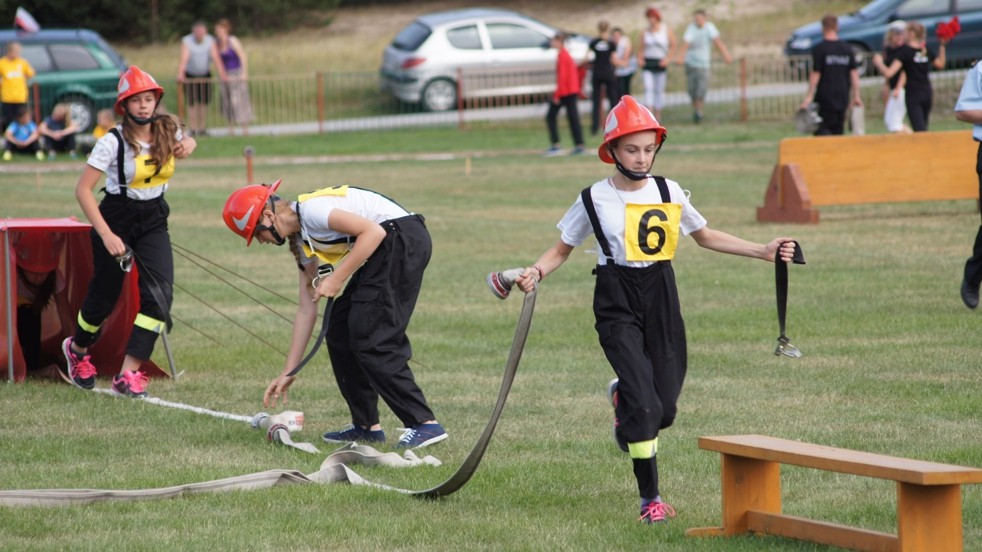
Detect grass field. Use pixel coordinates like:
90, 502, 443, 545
1, 118, 980, 551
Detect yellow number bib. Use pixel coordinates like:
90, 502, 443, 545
129, 154, 175, 189
624, 203, 681, 262
298, 186, 352, 267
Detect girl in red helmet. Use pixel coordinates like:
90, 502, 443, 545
14, 232, 73, 379
62, 66, 197, 397
509, 95, 798, 524
222, 179, 447, 450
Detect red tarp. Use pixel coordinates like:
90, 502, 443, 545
1, 218, 164, 382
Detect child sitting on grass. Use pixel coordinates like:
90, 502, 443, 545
3, 105, 43, 161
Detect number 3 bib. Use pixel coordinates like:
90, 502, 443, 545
624, 203, 681, 262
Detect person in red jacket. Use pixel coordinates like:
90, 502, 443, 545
544, 32, 586, 157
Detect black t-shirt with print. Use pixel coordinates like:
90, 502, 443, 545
590, 38, 615, 79
812, 39, 857, 111
894, 43, 937, 94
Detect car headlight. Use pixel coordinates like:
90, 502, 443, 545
788, 37, 812, 51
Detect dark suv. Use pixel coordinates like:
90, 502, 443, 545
785, 0, 982, 73
0, 29, 127, 131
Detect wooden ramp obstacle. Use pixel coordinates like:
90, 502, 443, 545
757, 130, 978, 223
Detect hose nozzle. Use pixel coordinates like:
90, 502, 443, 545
486, 268, 525, 300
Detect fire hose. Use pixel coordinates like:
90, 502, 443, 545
0, 285, 536, 505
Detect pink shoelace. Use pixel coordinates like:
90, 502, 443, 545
639, 501, 676, 524
122, 370, 149, 393
71, 355, 97, 380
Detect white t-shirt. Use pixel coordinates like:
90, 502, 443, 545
87, 125, 184, 201
683, 22, 720, 68
642, 26, 670, 60
293, 186, 410, 266
558, 176, 707, 267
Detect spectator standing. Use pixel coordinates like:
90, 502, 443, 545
873, 21, 947, 132
637, 7, 675, 121
675, 9, 732, 124
3, 105, 43, 161
589, 20, 619, 136
800, 14, 863, 136
544, 33, 585, 157
881, 21, 910, 133
176, 21, 226, 136
39, 103, 80, 159
214, 18, 253, 136
0, 42, 35, 133
956, 61, 982, 309
611, 27, 637, 104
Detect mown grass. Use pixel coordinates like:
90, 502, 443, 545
1, 118, 980, 551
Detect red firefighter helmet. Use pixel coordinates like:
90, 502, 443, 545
223, 179, 282, 246
114, 65, 164, 116
15, 232, 60, 273
598, 95, 667, 164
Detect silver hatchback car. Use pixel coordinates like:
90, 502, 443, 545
379, 8, 591, 112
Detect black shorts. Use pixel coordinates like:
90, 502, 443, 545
184, 72, 212, 105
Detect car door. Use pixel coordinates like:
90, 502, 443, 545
478, 19, 555, 98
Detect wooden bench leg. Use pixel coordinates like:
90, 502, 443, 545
897, 482, 963, 552
689, 453, 783, 537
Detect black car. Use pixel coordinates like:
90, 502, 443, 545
785, 0, 982, 73
0, 29, 127, 131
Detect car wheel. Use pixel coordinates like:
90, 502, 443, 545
849, 43, 870, 78
61, 95, 96, 132
421, 78, 457, 112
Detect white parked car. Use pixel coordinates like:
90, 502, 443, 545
379, 8, 591, 112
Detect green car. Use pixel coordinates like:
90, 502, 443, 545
0, 29, 127, 132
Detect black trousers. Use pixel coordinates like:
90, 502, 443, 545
594, 262, 687, 444
591, 72, 620, 135
326, 214, 435, 428
906, 88, 932, 132
815, 103, 846, 136
546, 94, 584, 146
75, 194, 173, 360
964, 143, 982, 287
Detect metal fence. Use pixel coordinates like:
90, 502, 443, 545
30, 54, 969, 137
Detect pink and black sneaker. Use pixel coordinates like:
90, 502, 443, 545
639, 499, 676, 524
111, 370, 149, 398
61, 337, 96, 390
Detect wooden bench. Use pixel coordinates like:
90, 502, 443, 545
687, 434, 982, 552
756, 130, 978, 223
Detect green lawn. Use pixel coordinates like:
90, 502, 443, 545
1, 119, 980, 551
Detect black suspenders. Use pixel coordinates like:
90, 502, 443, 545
108, 128, 128, 195
580, 176, 672, 266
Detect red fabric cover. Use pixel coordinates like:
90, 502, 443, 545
1, 218, 164, 382
936, 16, 961, 42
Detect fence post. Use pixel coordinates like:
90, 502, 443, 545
457, 67, 465, 131
31, 83, 40, 123
176, 81, 186, 122
739, 57, 748, 123
316, 72, 325, 134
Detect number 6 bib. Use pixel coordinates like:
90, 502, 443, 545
624, 203, 681, 262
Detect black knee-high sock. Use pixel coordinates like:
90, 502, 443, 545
632, 456, 659, 500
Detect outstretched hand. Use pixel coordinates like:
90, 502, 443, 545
263, 375, 296, 408
514, 267, 540, 293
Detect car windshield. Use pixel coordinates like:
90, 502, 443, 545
392, 21, 431, 51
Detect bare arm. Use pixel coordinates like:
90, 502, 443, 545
75, 165, 127, 257
311, 209, 386, 301
873, 54, 903, 80
690, 226, 797, 262
956, 109, 982, 125
663, 28, 677, 67
231, 36, 248, 79
850, 68, 863, 106
674, 40, 690, 65
714, 36, 733, 63
263, 263, 318, 408
210, 42, 227, 81
515, 240, 575, 293
176, 42, 190, 82
800, 70, 821, 109
932, 43, 946, 70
